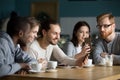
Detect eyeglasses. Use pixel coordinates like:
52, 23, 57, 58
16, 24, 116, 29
96, 24, 113, 29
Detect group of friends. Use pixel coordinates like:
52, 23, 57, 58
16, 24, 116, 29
0, 12, 120, 77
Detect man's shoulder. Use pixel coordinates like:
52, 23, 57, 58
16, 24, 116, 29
51, 44, 60, 49
95, 37, 103, 42
93, 38, 103, 46
116, 32, 120, 36
0, 32, 9, 43
115, 32, 120, 41
0, 31, 12, 42
50, 44, 57, 47
0, 31, 8, 36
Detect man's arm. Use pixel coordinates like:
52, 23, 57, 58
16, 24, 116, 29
113, 55, 120, 64
0, 40, 21, 77
0, 40, 36, 77
15, 45, 36, 63
93, 40, 104, 64
53, 45, 91, 67
52, 45, 76, 66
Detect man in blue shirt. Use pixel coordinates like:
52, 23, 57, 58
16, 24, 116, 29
0, 16, 40, 76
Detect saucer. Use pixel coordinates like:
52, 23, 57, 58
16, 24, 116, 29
29, 70, 45, 74
83, 64, 94, 68
58, 66, 75, 69
46, 69, 58, 72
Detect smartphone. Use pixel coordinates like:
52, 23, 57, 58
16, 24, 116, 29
82, 38, 91, 47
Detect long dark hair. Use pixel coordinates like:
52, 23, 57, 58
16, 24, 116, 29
71, 21, 90, 47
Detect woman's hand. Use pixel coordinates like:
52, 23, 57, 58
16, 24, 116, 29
81, 44, 91, 55
75, 44, 91, 59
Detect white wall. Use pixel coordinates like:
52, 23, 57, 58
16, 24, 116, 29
60, 17, 120, 38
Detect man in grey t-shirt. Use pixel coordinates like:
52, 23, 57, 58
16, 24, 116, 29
93, 13, 120, 65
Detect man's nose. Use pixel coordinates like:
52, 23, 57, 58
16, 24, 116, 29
100, 26, 105, 32
57, 34, 60, 39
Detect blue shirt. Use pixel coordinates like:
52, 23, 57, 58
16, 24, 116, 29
0, 31, 36, 77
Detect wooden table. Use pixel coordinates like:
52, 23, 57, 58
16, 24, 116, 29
1, 66, 120, 80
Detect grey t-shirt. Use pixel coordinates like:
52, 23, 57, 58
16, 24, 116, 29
93, 32, 120, 65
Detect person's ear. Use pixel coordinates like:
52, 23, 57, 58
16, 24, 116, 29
19, 30, 23, 37
113, 23, 115, 28
112, 23, 116, 30
42, 29, 47, 36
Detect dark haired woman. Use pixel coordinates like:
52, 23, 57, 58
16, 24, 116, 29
63, 21, 91, 59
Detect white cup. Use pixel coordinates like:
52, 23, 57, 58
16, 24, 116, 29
47, 61, 58, 69
30, 62, 42, 71
85, 59, 92, 66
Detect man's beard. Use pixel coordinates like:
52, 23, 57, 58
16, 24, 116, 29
17, 39, 26, 47
100, 30, 112, 39
49, 39, 58, 45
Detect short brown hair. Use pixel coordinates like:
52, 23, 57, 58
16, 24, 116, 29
96, 13, 115, 24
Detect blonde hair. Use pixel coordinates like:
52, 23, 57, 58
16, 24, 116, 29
96, 13, 115, 24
